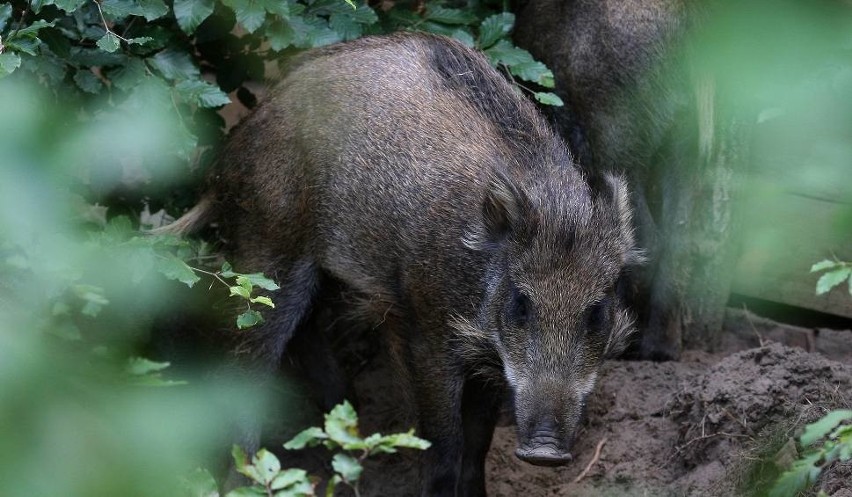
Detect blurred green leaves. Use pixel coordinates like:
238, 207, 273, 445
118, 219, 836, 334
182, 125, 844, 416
0, 68, 263, 497
224, 401, 431, 496
770, 410, 852, 497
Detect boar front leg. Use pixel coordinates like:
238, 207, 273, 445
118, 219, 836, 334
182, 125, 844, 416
408, 332, 465, 497
459, 377, 502, 497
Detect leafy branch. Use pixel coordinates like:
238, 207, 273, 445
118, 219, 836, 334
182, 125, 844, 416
770, 410, 852, 497
282, 401, 430, 497
810, 258, 852, 296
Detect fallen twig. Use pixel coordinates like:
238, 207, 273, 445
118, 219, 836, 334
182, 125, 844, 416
573, 436, 608, 484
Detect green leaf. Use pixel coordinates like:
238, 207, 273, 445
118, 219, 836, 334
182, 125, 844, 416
18, 52, 65, 83
70, 46, 127, 67
232, 444, 250, 469
283, 427, 327, 450
290, 16, 341, 48
331, 453, 362, 483
351, 5, 378, 24
148, 49, 200, 80
484, 39, 534, 66
0, 53, 22, 79
237, 309, 264, 329
534, 92, 564, 107
0, 4, 12, 31
230, 285, 251, 299
175, 79, 231, 108
451, 29, 475, 48
254, 449, 281, 484
810, 259, 838, 272
222, 0, 267, 33
264, 0, 290, 17
53, 0, 87, 13
510, 60, 554, 86
267, 20, 296, 51
74, 69, 104, 94
250, 296, 274, 308
73, 284, 110, 317
377, 430, 431, 450
136, 0, 169, 21
101, 0, 137, 18
325, 474, 342, 497
236, 275, 254, 292
239, 273, 280, 291
221, 261, 236, 277
125, 357, 171, 376
801, 410, 852, 446
5, 37, 40, 56
128, 36, 154, 45
155, 255, 201, 287
816, 267, 851, 295
97, 33, 121, 53
173, 0, 215, 35
419, 21, 458, 37
270, 468, 309, 490
769, 453, 822, 497
324, 401, 361, 448
478, 12, 514, 50
425, 6, 477, 25
329, 13, 362, 41
108, 58, 147, 91
10, 19, 55, 38
182, 468, 219, 497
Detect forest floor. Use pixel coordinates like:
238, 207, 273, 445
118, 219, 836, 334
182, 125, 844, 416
272, 309, 852, 497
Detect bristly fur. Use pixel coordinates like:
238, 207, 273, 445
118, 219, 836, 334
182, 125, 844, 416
164, 31, 643, 494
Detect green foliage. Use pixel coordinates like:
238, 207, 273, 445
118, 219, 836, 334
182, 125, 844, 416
0, 77, 266, 497
295, 402, 430, 495
770, 410, 852, 497
810, 259, 852, 296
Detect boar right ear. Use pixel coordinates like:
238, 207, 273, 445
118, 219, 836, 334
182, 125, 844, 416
463, 170, 532, 251
603, 173, 646, 266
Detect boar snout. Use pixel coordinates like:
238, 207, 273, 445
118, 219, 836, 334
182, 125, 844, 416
515, 417, 575, 466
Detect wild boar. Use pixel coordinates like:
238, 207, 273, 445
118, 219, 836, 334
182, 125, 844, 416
164, 32, 641, 496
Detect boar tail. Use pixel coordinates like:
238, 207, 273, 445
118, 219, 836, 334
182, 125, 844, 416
148, 196, 215, 236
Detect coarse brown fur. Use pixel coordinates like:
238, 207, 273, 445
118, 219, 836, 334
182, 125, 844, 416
166, 32, 640, 496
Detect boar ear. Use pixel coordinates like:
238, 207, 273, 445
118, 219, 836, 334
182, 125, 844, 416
463, 170, 531, 251
604, 307, 637, 358
604, 173, 646, 266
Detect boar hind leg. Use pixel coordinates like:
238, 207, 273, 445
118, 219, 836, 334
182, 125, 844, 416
287, 302, 352, 412
458, 377, 501, 497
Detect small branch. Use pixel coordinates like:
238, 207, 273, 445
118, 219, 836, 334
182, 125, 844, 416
675, 431, 749, 455
93, 0, 131, 43
573, 437, 607, 484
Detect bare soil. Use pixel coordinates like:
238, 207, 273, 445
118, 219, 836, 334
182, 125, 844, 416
276, 310, 852, 496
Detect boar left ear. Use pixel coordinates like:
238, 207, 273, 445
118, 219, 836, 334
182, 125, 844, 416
604, 173, 646, 266
464, 170, 534, 251
604, 306, 637, 358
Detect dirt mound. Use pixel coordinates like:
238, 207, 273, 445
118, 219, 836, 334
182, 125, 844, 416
669, 344, 852, 495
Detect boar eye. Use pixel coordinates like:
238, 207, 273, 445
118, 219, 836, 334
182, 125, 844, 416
508, 287, 530, 326
587, 297, 611, 333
